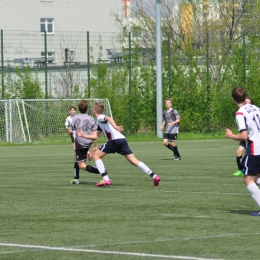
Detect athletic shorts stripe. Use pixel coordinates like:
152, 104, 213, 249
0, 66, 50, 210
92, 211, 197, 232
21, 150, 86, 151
242, 155, 260, 176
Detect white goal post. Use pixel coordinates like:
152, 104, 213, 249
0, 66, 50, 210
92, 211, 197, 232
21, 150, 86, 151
0, 98, 112, 143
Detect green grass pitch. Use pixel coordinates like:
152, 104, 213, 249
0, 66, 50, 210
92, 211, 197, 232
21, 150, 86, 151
0, 139, 259, 260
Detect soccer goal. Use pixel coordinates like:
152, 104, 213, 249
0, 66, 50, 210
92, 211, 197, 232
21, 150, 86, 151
0, 98, 112, 143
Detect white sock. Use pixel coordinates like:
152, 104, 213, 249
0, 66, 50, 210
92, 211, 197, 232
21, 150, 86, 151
95, 159, 106, 174
247, 183, 260, 207
138, 162, 153, 176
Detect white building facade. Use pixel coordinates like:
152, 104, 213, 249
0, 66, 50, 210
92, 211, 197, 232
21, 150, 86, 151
0, 0, 122, 32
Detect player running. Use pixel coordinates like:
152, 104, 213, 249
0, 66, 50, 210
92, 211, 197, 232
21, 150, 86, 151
77, 102, 161, 187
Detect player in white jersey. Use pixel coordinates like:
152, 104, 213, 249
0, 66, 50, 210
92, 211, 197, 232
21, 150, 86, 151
77, 102, 161, 187
68, 100, 101, 184
65, 106, 80, 182
225, 86, 260, 216
233, 97, 254, 176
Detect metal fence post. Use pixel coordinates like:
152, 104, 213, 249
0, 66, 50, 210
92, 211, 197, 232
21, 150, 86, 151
128, 32, 132, 135
167, 31, 171, 97
87, 31, 90, 98
242, 35, 246, 84
206, 32, 210, 132
44, 31, 48, 99
1, 29, 4, 99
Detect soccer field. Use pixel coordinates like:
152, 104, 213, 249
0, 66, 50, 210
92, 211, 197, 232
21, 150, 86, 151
0, 139, 258, 260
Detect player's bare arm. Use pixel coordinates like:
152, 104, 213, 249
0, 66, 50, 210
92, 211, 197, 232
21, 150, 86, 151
225, 128, 248, 141
168, 118, 180, 126
160, 120, 165, 130
76, 129, 98, 140
105, 116, 124, 132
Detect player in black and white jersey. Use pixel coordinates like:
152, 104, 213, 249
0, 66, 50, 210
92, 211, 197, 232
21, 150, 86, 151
225, 87, 260, 216
65, 106, 80, 181
68, 100, 100, 184
77, 102, 161, 187
233, 97, 254, 176
160, 98, 181, 160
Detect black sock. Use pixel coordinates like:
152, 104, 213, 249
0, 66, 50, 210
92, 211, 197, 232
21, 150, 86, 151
166, 144, 175, 152
173, 146, 181, 158
101, 172, 107, 177
86, 165, 100, 174
236, 156, 243, 170
74, 163, 80, 179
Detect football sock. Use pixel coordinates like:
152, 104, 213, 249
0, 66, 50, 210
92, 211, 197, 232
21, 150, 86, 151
247, 182, 260, 207
95, 159, 110, 180
86, 165, 99, 174
138, 162, 152, 175
101, 172, 109, 181
173, 146, 181, 158
74, 163, 79, 179
236, 156, 243, 170
166, 144, 175, 152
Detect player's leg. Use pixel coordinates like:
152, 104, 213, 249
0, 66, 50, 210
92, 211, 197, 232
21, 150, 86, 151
70, 148, 99, 184
233, 143, 245, 176
169, 134, 181, 160
93, 144, 111, 186
163, 134, 174, 154
243, 155, 260, 216
124, 153, 161, 186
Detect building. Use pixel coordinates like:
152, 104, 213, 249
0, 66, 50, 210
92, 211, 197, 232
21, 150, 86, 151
0, 0, 122, 32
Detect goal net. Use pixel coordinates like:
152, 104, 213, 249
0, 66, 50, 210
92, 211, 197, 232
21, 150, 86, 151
0, 98, 112, 144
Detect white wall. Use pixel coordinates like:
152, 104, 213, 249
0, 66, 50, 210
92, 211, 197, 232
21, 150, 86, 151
0, 0, 122, 32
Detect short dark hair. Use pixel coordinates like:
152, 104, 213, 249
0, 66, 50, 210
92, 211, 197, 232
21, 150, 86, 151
69, 105, 77, 111
231, 86, 247, 104
78, 100, 88, 113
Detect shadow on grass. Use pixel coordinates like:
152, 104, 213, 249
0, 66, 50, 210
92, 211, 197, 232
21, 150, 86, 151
228, 209, 256, 215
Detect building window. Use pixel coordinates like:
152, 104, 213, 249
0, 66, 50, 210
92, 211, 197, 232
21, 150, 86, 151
132, 27, 141, 37
40, 18, 54, 34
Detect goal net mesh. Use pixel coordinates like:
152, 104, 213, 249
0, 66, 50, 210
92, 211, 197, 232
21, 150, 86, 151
0, 98, 112, 144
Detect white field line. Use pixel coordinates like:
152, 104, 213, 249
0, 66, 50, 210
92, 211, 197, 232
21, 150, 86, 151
0, 243, 223, 260
77, 232, 260, 248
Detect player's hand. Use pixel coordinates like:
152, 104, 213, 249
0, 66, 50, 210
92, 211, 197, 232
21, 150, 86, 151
72, 143, 76, 151
225, 128, 233, 139
116, 126, 124, 132
76, 129, 82, 137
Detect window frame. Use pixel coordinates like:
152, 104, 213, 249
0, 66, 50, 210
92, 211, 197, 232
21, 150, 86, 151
40, 18, 55, 34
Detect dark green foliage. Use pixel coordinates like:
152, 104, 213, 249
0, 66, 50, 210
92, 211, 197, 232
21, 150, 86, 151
3, 65, 43, 99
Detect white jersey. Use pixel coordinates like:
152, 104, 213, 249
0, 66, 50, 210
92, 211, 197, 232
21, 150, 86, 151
236, 103, 260, 155
65, 115, 76, 138
97, 114, 125, 140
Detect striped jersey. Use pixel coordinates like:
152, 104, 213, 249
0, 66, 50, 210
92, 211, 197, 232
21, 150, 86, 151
71, 113, 97, 149
236, 103, 260, 155
97, 114, 125, 140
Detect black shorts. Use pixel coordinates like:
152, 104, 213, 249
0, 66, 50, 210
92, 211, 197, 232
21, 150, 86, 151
241, 155, 260, 176
75, 148, 89, 162
99, 139, 132, 155
164, 133, 178, 142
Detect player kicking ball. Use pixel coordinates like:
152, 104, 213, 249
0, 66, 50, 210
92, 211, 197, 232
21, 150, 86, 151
77, 102, 161, 187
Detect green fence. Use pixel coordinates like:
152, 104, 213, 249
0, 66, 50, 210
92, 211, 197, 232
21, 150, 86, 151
1, 30, 260, 134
